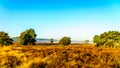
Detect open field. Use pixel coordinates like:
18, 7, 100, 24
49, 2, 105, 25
0, 44, 120, 68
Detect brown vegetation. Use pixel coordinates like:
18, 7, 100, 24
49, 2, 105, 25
0, 44, 120, 68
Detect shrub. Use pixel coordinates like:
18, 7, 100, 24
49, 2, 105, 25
84, 40, 89, 44
0, 31, 13, 46
19, 28, 37, 45
59, 37, 71, 45
50, 38, 54, 43
93, 31, 120, 47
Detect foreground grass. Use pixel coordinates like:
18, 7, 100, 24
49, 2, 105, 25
0, 44, 120, 68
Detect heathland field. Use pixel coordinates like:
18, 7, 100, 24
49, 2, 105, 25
0, 44, 120, 68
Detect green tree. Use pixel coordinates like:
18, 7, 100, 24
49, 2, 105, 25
50, 38, 54, 43
84, 40, 89, 44
93, 35, 101, 46
59, 37, 71, 45
0, 31, 13, 46
93, 31, 120, 47
19, 28, 37, 45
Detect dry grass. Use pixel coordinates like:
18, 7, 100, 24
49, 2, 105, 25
0, 44, 120, 68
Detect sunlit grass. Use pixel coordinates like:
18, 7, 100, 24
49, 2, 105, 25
0, 44, 120, 68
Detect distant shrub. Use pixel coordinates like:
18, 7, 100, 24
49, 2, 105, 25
50, 38, 54, 43
0, 31, 13, 46
12, 37, 20, 43
84, 40, 89, 44
59, 37, 71, 45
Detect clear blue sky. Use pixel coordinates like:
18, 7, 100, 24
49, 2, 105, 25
0, 0, 120, 41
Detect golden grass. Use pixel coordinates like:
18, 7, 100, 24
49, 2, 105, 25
0, 44, 120, 68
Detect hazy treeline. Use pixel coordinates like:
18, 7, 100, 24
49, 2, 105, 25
1, 28, 120, 47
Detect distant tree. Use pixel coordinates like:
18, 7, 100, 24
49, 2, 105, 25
93, 35, 101, 46
19, 28, 37, 45
59, 37, 71, 45
50, 38, 54, 43
93, 31, 120, 47
0, 31, 13, 46
84, 40, 89, 44
12, 37, 20, 42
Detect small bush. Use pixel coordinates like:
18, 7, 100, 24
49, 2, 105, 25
84, 40, 89, 44
59, 37, 71, 45
50, 38, 54, 43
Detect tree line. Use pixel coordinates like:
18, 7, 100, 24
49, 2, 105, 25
1, 28, 120, 47
0, 28, 71, 46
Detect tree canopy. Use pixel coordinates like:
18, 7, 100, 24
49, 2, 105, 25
93, 31, 120, 47
50, 38, 54, 43
59, 37, 71, 45
0, 31, 13, 46
19, 28, 37, 45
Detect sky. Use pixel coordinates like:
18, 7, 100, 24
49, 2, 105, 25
0, 0, 120, 41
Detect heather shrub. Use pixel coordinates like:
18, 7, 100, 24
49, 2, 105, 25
59, 37, 71, 45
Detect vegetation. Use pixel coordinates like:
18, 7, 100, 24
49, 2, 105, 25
50, 38, 54, 43
0, 31, 13, 46
0, 45, 120, 68
93, 31, 120, 47
12, 37, 19, 43
59, 36, 71, 45
1, 29, 120, 68
84, 40, 89, 44
19, 28, 37, 45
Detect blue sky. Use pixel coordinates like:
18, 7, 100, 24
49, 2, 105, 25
0, 0, 120, 41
